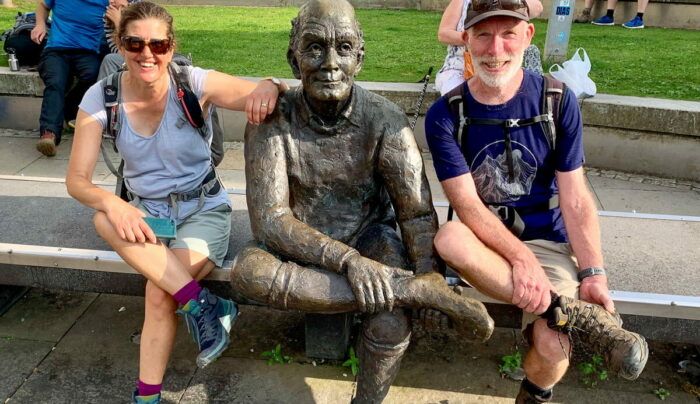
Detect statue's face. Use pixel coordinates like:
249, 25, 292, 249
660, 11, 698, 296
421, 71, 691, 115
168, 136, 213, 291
296, 15, 361, 102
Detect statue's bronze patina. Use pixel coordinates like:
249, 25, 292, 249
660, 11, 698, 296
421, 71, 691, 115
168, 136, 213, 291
231, 1, 494, 401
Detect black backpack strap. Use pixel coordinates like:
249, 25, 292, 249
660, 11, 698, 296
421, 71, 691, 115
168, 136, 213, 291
445, 83, 471, 153
541, 73, 566, 151
104, 72, 121, 139
445, 83, 470, 222
168, 62, 207, 138
101, 72, 124, 181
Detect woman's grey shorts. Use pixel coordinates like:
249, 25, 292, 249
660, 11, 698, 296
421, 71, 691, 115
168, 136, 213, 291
133, 201, 232, 267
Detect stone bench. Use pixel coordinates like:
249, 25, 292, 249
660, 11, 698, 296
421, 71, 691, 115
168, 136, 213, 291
1, 67, 699, 181
1, 176, 699, 350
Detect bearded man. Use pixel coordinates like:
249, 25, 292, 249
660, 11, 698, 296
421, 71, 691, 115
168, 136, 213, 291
424, 0, 649, 402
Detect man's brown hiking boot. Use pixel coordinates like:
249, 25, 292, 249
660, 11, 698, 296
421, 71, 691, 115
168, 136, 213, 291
36, 130, 57, 157
549, 295, 648, 380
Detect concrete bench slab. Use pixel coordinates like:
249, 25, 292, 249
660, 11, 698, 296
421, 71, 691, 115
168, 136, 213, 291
1, 176, 699, 343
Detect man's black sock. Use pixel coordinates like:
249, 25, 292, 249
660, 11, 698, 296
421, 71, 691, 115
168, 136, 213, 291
606, 9, 615, 18
522, 378, 553, 402
636, 12, 644, 19
539, 292, 560, 320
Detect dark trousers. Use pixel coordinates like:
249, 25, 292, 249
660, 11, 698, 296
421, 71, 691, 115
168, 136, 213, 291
38, 48, 101, 144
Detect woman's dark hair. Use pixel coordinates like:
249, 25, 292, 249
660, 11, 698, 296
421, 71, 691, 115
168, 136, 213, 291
115, 1, 176, 50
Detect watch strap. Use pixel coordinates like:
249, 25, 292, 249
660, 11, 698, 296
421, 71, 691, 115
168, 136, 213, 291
577, 267, 606, 281
261, 76, 281, 85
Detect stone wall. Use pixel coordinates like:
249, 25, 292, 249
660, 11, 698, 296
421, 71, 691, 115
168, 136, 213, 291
1, 68, 699, 181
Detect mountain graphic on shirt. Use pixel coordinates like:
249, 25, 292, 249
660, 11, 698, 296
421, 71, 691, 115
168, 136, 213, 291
472, 148, 536, 204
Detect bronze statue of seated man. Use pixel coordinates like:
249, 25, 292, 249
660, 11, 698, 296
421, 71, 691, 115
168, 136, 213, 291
231, 1, 494, 402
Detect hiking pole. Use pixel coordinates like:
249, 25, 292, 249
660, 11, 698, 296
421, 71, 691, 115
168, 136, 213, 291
410, 66, 433, 132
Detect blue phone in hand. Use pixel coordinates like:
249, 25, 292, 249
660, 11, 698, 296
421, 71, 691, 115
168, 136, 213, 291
143, 217, 177, 240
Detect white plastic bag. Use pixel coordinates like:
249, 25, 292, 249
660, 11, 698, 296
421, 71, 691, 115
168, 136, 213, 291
548, 48, 597, 99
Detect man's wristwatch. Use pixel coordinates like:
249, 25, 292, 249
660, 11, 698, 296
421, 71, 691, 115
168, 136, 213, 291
578, 267, 606, 281
261, 77, 287, 91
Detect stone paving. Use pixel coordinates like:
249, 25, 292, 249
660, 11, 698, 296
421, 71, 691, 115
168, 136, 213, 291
585, 167, 700, 191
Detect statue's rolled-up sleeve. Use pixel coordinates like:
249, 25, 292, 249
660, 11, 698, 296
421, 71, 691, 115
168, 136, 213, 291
378, 123, 440, 274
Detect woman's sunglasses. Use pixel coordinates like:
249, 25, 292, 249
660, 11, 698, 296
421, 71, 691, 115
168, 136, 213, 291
471, 0, 527, 12
121, 36, 172, 55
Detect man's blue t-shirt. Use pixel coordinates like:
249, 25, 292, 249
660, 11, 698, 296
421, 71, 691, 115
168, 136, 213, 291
45, 0, 108, 53
425, 70, 584, 243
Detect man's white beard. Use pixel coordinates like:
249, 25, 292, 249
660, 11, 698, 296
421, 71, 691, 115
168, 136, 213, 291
472, 50, 524, 88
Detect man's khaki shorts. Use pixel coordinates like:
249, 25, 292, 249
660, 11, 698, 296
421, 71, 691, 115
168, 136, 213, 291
520, 239, 580, 330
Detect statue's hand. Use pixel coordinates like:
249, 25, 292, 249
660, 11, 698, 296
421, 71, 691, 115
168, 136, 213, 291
346, 254, 395, 313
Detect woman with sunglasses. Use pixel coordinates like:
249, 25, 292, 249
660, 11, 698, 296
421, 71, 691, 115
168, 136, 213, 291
435, 0, 543, 95
65, 3, 286, 403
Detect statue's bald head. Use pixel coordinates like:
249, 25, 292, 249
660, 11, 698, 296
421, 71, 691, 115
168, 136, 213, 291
287, 0, 364, 80
299, 0, 355, 21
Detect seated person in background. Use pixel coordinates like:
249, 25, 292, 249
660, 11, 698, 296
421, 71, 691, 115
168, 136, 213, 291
231, 1, 494, 403
65, 3, 286, 403
435, 0, 543, 95
425, 0, 649, 402
591, 0, 649, 29
32, 0, 108, 157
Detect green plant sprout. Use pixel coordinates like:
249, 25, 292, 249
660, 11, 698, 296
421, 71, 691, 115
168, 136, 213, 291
577, 353, 608, 389
499, 351, 523, 376
261, 344, 292, 366
343, 347, 360, 377
653, 387, 671, 400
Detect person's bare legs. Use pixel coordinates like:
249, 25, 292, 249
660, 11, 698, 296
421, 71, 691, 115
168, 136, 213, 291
636, 0, 649, 13
433, 221, 515, 302
434, 221, 570, 388
94, 212, 217, 384
138, 249, 215, 384
94, 212, 194, 294
523, 319, 571, 388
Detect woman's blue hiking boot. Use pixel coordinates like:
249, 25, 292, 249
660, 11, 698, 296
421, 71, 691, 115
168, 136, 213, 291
177, 288, 238, 368
132, 391, 161, 404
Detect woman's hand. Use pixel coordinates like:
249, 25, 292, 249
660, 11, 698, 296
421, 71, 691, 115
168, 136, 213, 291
105, 199, 157, 244
245, 79, 283, 125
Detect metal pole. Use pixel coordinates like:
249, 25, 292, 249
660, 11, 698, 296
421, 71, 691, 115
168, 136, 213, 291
543, 0, 575, 64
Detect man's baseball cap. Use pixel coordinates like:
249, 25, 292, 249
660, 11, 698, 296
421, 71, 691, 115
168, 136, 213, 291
464, 0, 530, 30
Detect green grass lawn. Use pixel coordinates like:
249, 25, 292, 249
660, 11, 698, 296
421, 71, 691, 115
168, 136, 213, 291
1, 3, 699, 100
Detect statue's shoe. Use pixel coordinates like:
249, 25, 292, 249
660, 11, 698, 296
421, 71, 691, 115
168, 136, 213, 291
396, 272, 494, 342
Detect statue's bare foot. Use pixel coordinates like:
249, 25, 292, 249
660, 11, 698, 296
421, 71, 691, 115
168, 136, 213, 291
394, 272, 494, 342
